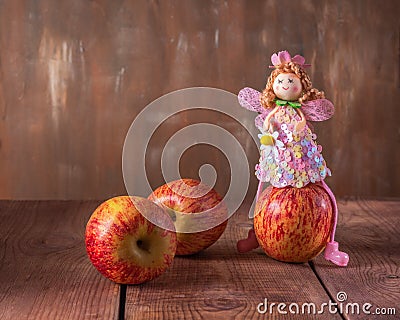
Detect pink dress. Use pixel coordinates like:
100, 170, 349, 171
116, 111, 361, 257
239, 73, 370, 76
255, 103, 331, 188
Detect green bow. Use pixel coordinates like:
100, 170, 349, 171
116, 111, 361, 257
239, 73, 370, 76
275, 99, 301, 109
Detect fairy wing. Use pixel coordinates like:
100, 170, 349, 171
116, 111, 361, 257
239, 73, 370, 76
301, 99, 335, 121
238, 87, 271, 131
238, 87, 265, 113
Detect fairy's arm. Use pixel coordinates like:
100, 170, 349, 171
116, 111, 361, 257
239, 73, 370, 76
263, 106, 279, 132
295, 108, 307, 133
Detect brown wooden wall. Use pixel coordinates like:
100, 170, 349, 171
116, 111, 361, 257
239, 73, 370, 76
0, 0, 399, 200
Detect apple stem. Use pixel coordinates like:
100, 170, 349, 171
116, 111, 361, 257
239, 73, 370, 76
136, 239, 150, 253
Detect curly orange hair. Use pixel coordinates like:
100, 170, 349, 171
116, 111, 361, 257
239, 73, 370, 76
260, 62, 325, 109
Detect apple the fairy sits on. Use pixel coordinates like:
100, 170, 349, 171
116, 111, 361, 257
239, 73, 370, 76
237, 50, 349, 267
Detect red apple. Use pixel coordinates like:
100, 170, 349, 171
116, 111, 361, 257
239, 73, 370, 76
254, 184, 333, 263
148, 179, 228, 255
85, 196, 177, 284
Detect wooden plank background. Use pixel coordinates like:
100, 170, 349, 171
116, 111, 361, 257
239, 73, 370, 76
0, 200, 120, 319
312, 199, 400, 319
0, 0, 399, 200
125, 212, 342, 320
2, 200, 397, 319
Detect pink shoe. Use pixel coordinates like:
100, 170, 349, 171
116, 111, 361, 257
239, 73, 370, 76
237, 229, 260, 253
324, 241, 349, 267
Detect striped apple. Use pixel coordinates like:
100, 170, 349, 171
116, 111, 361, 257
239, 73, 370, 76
85, 196, 177, 284
148, 179, 228, 255
254, 184, 333, 263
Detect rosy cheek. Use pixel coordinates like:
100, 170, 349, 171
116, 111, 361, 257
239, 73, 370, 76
293, 86, 299, 92
275, 85, 280, 91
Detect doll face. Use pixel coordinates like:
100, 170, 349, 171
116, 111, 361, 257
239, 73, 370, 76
273, 73, 302, 101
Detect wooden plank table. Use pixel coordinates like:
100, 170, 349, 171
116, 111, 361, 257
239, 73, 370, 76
0, 199, 399, 319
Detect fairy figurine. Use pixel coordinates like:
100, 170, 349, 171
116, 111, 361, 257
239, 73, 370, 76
237, 50, 349, 267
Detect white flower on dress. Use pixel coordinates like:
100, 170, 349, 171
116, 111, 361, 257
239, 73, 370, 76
258, 131, 285, 164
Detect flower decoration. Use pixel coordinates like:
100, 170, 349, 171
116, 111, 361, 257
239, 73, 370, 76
258, 131, 285, 160
269, 50, 311, 68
